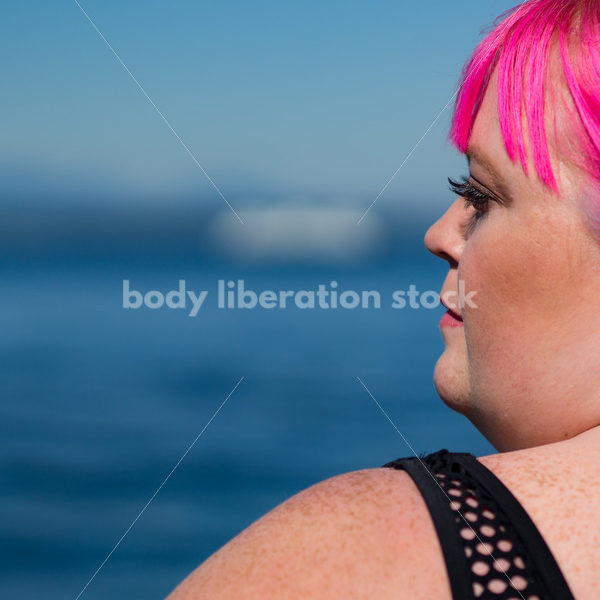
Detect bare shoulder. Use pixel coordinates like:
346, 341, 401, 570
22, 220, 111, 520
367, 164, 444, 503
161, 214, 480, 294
477, 436, 600, 600
167, 467, 450, 600
476, 433, 600, 505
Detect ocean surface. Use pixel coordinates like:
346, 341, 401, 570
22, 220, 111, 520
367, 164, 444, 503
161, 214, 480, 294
0, 253, 495, 599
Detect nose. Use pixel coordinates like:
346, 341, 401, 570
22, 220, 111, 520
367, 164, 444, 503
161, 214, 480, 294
424, 198, 465, 267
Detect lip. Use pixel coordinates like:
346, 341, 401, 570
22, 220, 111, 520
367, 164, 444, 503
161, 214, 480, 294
439, 298, 463, 328
440, 309, 464, 328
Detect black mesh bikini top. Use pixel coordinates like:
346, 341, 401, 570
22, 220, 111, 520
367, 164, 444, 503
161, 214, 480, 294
382, 449, 575, 600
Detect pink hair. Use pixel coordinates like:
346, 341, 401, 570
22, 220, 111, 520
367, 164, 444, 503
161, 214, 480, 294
448, 0, 600, 198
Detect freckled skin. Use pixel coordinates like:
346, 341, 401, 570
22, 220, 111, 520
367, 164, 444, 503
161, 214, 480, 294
167, 51, 600, 600
478, 434, 600, 600
423, 55, 600, 598
425, 64, 600, 451
167, 469, 451, 600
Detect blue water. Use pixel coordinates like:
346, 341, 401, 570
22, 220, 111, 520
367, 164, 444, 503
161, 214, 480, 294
0, 257, 494, 599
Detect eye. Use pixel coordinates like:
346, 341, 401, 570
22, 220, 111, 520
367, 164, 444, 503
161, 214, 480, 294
448, 175, 495, 234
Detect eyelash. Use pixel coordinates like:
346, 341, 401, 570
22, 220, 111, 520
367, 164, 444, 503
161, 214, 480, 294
447, 175, 494, 232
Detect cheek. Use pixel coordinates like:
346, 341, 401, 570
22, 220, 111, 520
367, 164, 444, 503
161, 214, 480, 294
458, 227, 521, 368
457, 208, 595, 379
457, 214, 571, 366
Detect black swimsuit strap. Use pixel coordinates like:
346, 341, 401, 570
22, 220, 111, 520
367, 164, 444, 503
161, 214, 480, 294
382, 449, 575, 600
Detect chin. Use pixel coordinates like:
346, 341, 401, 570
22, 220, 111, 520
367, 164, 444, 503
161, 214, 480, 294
432, 349, 471, 416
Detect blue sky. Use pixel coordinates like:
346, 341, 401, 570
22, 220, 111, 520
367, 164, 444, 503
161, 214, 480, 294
2, 1, 517, 214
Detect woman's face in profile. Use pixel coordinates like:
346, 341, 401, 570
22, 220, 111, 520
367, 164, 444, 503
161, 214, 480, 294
425, 67, 600, 452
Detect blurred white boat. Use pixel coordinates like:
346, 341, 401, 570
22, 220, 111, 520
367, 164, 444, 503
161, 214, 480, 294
207, 205, 386, 263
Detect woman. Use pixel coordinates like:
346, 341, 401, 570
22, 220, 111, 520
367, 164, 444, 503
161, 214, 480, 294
168, 1, 600, 598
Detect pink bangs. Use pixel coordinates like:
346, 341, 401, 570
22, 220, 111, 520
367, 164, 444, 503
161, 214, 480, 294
448, 0, 600, 196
